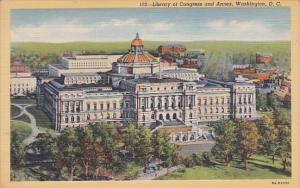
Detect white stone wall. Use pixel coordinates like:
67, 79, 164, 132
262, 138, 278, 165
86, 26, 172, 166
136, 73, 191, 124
10, 76, 36, 96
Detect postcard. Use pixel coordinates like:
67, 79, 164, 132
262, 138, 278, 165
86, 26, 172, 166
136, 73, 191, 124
0, 0, 299, 188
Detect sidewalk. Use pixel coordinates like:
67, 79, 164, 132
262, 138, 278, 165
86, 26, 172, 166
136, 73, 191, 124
136, 165, 184, 180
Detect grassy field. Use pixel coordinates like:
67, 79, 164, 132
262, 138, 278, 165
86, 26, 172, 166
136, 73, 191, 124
14, 114, 31, 124
11, 97, 36, 105
11, 41, 290, 57
11, 120, 32, 141
26, 106, 53, 131
157, 155, 290, 180
11, 105, 21, 117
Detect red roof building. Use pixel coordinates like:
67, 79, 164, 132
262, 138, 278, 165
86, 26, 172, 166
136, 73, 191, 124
157, 44, 186, 56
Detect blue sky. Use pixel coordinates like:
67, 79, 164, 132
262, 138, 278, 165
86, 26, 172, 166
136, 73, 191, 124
11, 8, 290, 42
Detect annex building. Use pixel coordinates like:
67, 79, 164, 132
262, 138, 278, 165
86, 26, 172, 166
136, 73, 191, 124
38, 34, 257, 143
10, 61, 36, 96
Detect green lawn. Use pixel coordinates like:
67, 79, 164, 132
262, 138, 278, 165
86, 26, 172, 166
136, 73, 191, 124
26, 106, 54, 131
11, 105, 21, 117
11, 97, 36, 105
11, 120, 32, 142
15, 114, 31, 124
157, 155, 290, 180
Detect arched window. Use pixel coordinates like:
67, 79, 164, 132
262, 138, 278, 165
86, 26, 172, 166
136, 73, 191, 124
166, 113, 170, 120
107, 113, 110, 119
159, 114, 163, 120
190, 134, 195, 140
142, 115, 145, 121
113, 113, 116, 118
173, 113, 177, 119
87, 114, 90, 120
77, 116, 80, 123
151, 114, 155, 119
65, 116, 68, 123
244, 107, 247, 113
189, 112, 193, 118
249, 107, 252, 113
239, 108, 242, 114
71, 115, 74, 123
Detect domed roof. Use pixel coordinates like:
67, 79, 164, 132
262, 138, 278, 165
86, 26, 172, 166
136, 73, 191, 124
119, 52, 158, 64
131, 33, 144, 46
117, 33, 158, 64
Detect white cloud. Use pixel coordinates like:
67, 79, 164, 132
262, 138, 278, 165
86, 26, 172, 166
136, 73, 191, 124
208, 19, 272, 33
11, 17, 289, 42
11, 18, 176, 42
149, 22, 174, 32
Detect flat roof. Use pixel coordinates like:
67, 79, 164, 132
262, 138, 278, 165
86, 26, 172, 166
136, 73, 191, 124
162, 69, 198, 74
49, 64, 68, 70
128, 77, 183, 84
62, 72, 100, 77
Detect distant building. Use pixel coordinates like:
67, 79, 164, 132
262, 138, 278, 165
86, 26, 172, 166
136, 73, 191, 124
157, 44, 186, 56
48, 54, 122, 77
61, 72, 101, 85
162, 68, 204, 82
10, 61, 36, 96
256, 52, 273, 64
180, 58, 199, 69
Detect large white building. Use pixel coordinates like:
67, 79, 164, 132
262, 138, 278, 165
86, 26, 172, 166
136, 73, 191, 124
48, 54, 122, 77
38, 34, 257, 145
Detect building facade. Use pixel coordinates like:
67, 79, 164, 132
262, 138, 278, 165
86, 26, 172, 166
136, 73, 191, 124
38, 34, 257, 133
48, 54, 122, 77
157, 44, 186, 56
39, 76, 256, 131
10, 62, 36, 96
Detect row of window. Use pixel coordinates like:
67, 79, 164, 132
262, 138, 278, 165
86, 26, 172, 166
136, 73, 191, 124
198, 97, 230, 105
64, 111, 138, 123
198, 107, 230, 114
238, 95, 253, 104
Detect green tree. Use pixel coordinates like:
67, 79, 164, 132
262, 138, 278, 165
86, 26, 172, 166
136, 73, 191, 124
136, 126, 152, 169
257, 114, 278, 163
161, 133, 177, 174
30, 132, 57, 160
236, 120, 259, 170
151, 131, 165, 163
89, 124, 105, 178
93, 123, 121, 176
256, 90, 267, 110
10, 131, 26, 170
57, 128, 80, 181
212, 120, 237, 166
267, 92, 279, 110
76, 127, 95, 178
124, 124, 139, 158
277, 125, 291, 171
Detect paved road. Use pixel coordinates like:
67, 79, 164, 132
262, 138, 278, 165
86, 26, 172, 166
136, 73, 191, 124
11, 103, 42, 145
136, 165, 184, 180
